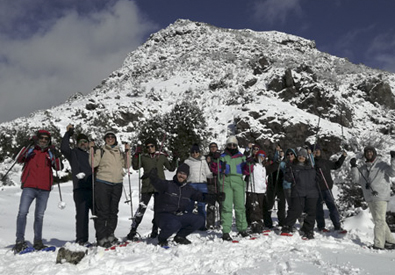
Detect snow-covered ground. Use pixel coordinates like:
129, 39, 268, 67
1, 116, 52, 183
1, 170, 395, 275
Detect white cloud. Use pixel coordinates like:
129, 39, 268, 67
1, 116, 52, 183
0, 0, 158, 123
252, 0, 304, 26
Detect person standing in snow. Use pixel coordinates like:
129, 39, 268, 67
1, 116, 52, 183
184, 144, 213, 230
126, 137, 177, 241
244, 143, 260, 158
279, 148, 297, 207
12, 130, 62, 253
143, 163, 225, 247
266, 144, 287, 228
350, 146, 395, 250
205, 142, 222, 229
313, 144, 347, 233
60, 124, 93, 245
89, 130, 130, 248
215, 136, 251, 241
281, 148, 319, 239
245, 150, 278, 233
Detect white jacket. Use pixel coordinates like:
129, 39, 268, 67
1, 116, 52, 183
184, 156, 213, 183
246, 163, 267, 193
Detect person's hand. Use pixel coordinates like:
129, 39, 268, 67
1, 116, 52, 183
135, 146, 142, 154
141, 168, 158, 180
350, 158, 357, 167
217, 192, 226, 202
89, 141, 95, 148
123, 142, 130, 151
213, 152, 221, 159
390, 151, 395, 158
342, 151, 347, 157
66, 124, 74, 136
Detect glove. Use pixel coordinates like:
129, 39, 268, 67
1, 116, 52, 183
135, 146, 142, 154
390, 151, 395, 158
25, 136, 38, 146
172, 150, 179, 159
67, 127, 74, 136
216, 192, 226, 202
213, 152, 221, 159
220, 161, 227, 175
76, 172, 85, 179
350, 158, 357, 167
141, 168, 158, 180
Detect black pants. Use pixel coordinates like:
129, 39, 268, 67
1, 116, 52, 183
245, 192, 272, 230
206, 179, 222, 228
156, 212, 204, 242
284, 196, 317, 233
94, 182, 122, 241
131, 192, 158, 234
266, 179, 287, 227
73, 188, 92, 243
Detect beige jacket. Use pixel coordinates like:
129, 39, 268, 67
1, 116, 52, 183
89, 144, 130, 184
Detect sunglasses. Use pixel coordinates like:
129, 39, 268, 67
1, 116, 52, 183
209, 145, 217, 148
227, 143, 237, 148
253, 148, 259, 151
287, 153, 294, 156
146, 145, 155, 149
191, 151, 200, 154
39, 136, 49, 141
105, 135, 116, 139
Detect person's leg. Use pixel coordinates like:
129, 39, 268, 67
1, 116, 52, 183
131, 193, 153, 229
156, 213, 181, 241
93, 182, 111, 241
221, 179, 234, 234
232, 178, 248, 232
368, 201, 395, 248
315, 191, 325, 229
74, 189, 91, 243
107, 184, 123, 237
301, 198, 318, 234
16, 188, 36, 242
283, 196, 304, 231
323, 190, 341, 229
33, 189, 50, 243
176, 213, 204, 237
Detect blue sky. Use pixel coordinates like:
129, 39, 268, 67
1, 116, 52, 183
0, 0, 394, 123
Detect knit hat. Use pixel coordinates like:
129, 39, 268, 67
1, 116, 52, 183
297, 148, 308, 158
103, 130, 118, 145
226, 136, 238, 146
36, 129, 51, 145
145, 138, 157, 147
176, 163, 190, 177
190, 144, 200, 153
257, 150, 266, 158
77, 134, 89, 143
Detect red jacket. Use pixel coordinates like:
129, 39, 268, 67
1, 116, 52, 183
16, 145, 61, 191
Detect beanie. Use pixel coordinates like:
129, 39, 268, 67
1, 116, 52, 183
190, 144, 200, 153
145, 138, 157, 147
297, 148, 308, 158
103, 130, 118, 145
226, 136, 238, 146
257, 150, 266, 158
177, 163, 190, 177
77, 134, 89, 143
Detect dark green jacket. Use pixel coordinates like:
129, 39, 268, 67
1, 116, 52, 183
132, 152, 176, 193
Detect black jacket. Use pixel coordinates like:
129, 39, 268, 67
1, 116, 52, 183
285, 162, 319, 199
314, 155, 345, 190
150, 173, 213, 214
61, 132, 92, 190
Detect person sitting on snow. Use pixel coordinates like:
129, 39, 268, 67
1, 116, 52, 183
143, 163, 225, 247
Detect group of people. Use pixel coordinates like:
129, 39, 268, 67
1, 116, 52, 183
11, 125, 395, 252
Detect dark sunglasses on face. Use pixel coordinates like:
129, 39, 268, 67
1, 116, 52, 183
253, 148, 259, 151
39, 136, 49, 141
210, 145, 217, 148
146, 145, 155, 149
227, 143, 237, 148
105, 135, 116, 139
287, 153, 294, 156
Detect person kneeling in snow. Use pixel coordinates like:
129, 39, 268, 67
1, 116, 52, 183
143, 163, 225, 247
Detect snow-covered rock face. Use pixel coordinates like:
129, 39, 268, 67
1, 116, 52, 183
1, 19, 395, 160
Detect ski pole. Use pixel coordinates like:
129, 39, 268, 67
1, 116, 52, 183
0, 160, 18, 187
55, 170, 66, 210
356, 166, 378, 196
126, 143, 134, 220
90, 146, 98, 219
318, 168, 341, 212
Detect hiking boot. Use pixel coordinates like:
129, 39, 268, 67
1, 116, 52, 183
108, 234, 119, 245
302, 231, 314, 240
238, 231, 249, 238
174, 235, 192, 245
280, 226, 293, 236
158, 239, 168, 247
12, 241, 28, 253
33, 240, 48, 250
222, 233, 233, 241
97, 238, 111, 248
335, 227, 348, 234
385, 242, 395, 250
126, 228, 138, 241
